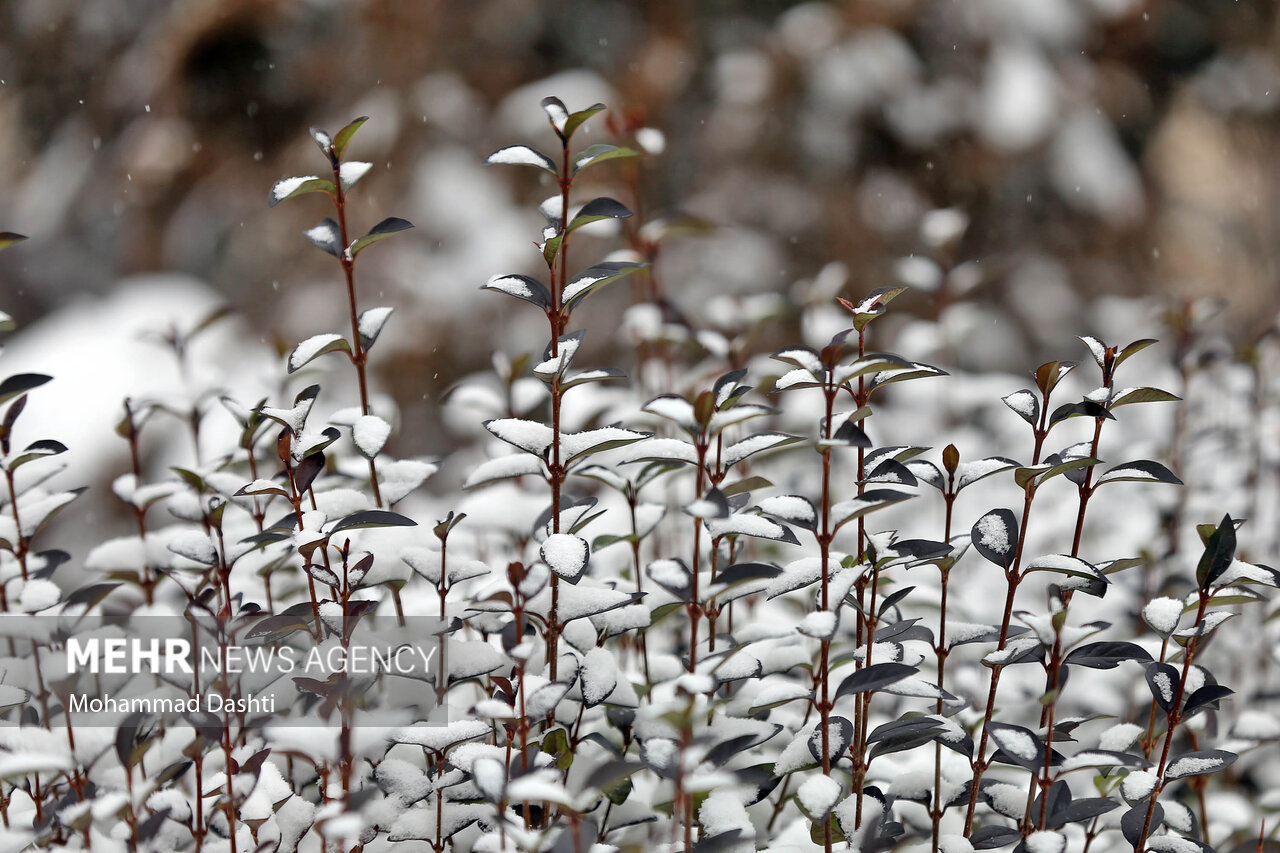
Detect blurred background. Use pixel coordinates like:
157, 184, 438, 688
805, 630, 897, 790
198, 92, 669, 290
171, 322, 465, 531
0, 0, 1277, 458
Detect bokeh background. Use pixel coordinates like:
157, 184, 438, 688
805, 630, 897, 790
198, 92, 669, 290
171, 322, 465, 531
0, 0, 1277, 459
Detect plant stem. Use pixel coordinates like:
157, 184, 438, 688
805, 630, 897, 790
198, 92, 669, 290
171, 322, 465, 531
328, 157, 383, 509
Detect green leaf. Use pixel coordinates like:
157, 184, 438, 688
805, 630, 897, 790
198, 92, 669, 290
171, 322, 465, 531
1115, 338, 1159, 371
838, 286, 908, 332
562, 262, 644, 311
0, 232, 27, 251
0, 374, 51, 407
1095, 460, 1182, 487
331, 510, 418, 533
1014, 457, 1099, 489
5, 439, 67, 471
486, 145, 558, 175
332, 116, 369, 160
567, 197, 633, 234
482, 274, 552, 310
304, 219, 342, 257
722, 476, 773, 498
269, 176, 336, 207
351, 217, 414, 256
1196, 513, 1237, 591
573, 144, 639, 174
1109, 387, 1181, 408
1035, 360, 1079, 395
288, 334, 351, 373
561, 102, 607, 139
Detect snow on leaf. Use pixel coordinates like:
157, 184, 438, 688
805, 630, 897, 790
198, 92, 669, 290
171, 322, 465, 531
358, 306, 394, 350
0, 752, 73, 780
620, 437, 696, 465
482, 274, 551, 309
723, 433, 800, 467
579, 647, 618, 707
269, 175, 334, 206
483, 419, 553, 455
1121, 769, 1157, 801
759, 495, 817, 528
379, 458, 438, 505
464, 454, 546, 489
1141, 597, 1184, 636
972, 509, 1018, 567
541, 533, 589, 583
561, 426, 651, 462
1002, 390, 1039, 425
643, 395, 697, 430
17, 579, 59, 612
1025, 831, 1065, 853
486, 145, 557, 173
547, 581, 635, 623
705, 513, 794, 543
1165, 750, 1235, 780
339, 160, 372, 190
353, 415, 391, 459
289, 333, 350, 372
797, 774, 842, 820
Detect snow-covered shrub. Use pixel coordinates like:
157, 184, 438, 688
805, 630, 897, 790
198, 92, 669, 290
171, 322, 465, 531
0, 101, 1276, 853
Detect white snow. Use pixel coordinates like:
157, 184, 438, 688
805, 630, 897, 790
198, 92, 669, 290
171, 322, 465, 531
1098, 722, 1144, 753
1150, 670, 1175, 705
986, 783, 1026, 819
290, 333, 347, 371
486, 145, 555, 171
1025, 830, 1065, 853
464, 454, 545, 489
1121, 769, 1157, 801
272, 175, 321, 203
339, 160, 372, 189
353, 415, 391, 458
799, 611, 837, 640
484, 275, 537, 300
1142, 597, 1185, 635
16, 579, 60, 612
759, 495, 816, 526
797, 774, 841, 818
938, 836, 975, 853
1167, 755, 1225, 778
579, 647, 618, 706
991, 727, 1037, 761
541, 533, 588, 580
643, 395, 697, 430
976, 512, 1012, 555
358, 306, 394, 342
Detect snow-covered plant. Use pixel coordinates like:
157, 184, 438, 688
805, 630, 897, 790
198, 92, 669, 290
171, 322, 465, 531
2, 101, 1279, 853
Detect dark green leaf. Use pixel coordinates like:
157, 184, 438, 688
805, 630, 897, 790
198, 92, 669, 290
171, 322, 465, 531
573, 144, 639, 173
0, 374, 51, 407
567, 197, 632, 234
351, 217, 414, 256
332, 116, 369, 160
482, 274, 552, 310
1196, 513, 1237, 590
971, 509, 1019, 569
0, 232, 27, 251
269, 176, 336, 207
835, 662, 916, 700
331, 510, 417, 533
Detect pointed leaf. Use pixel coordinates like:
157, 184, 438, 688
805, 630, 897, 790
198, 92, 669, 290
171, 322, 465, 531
269, 176, 336, 207
351, 217, 414, 256
486, 145, 557, 174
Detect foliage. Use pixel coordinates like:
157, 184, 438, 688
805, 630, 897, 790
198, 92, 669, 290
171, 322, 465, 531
0, 102, 1276, 853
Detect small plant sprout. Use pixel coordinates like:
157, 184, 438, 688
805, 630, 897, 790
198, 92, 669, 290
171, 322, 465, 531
272, 116, 415, 508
